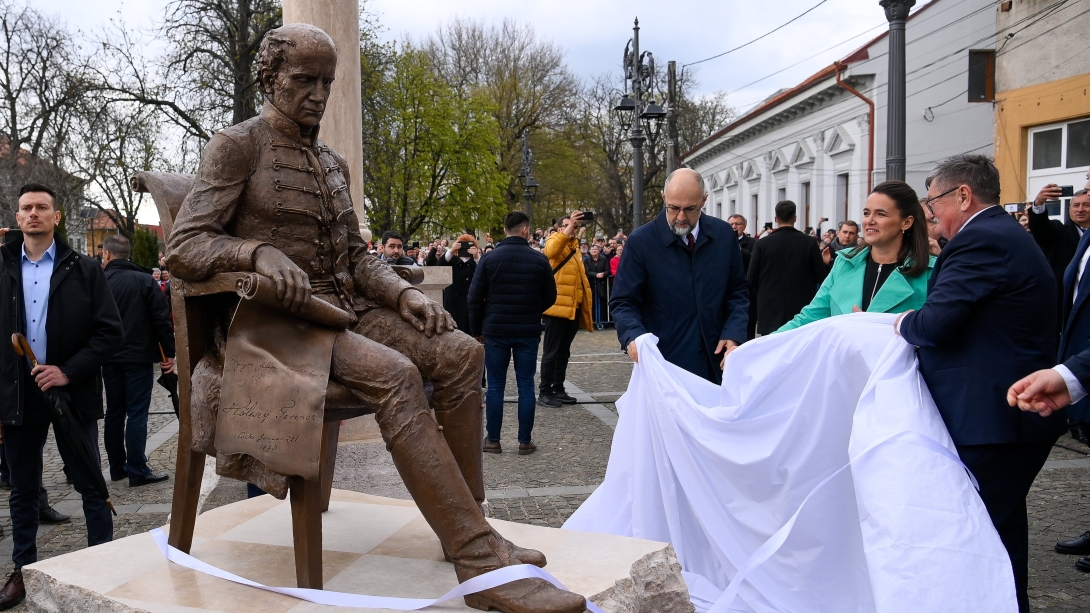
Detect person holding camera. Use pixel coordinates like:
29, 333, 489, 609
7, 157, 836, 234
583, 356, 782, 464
539, 210, 594, 408
435, 234, 479, 333
1027, 185, 1089, 326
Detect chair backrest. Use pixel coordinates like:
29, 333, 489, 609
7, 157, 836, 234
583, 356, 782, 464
130, 172, 195, 238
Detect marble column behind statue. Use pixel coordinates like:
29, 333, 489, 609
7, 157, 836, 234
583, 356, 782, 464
282, 0, 365, 225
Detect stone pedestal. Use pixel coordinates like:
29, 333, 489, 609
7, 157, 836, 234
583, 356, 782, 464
24, 491, 693, 613
417, 265, 452, 304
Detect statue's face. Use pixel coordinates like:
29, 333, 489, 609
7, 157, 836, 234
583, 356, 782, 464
267, 42, 338, 130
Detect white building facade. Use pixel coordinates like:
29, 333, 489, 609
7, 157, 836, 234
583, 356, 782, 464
684, 0, 997, 231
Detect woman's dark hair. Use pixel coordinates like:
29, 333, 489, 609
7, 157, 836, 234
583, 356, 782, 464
860, 180, 930, 277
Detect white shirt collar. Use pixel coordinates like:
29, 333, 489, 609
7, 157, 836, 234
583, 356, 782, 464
960, 205, 998, 231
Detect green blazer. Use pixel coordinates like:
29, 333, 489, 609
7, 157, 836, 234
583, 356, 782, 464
776, 247, 935, 333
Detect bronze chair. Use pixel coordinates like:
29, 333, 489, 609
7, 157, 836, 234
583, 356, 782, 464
131, 171, 424, 589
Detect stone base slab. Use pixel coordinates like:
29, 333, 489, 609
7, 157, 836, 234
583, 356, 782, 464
24, 489, 693, 613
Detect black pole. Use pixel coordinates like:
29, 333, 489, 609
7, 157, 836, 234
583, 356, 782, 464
666, 60, 679, 175
630, 18, 644, 232
521, 132, 533, 223
881, 0, 914, 182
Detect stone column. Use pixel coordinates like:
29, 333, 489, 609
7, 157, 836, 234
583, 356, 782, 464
282, 0, 366, 226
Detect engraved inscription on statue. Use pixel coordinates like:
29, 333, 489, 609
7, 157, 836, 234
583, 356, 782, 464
214, 300, 335, 480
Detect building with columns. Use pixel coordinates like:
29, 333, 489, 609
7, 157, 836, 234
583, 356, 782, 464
683, 0, 996, 232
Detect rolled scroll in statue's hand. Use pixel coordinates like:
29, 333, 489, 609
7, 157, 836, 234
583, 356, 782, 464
235, 273, 355, 329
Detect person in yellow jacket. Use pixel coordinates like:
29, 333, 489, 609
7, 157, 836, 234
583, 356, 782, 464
539, 211, 593, 407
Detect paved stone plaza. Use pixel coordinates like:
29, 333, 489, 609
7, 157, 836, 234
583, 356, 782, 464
1, 330, 1088, 611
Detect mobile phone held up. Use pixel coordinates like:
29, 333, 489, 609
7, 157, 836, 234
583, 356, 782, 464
458, 245, 471, 258
763, 222, 773, 230
581, 211, 596, 223
2, 229, 23, 245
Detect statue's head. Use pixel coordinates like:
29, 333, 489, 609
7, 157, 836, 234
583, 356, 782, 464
256, 24, 338, 131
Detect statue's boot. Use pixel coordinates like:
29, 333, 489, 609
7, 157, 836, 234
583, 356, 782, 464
388, 412, 584, 613
436, 390, 547, 569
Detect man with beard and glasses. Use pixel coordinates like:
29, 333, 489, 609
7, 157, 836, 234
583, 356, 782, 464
748, 200, 828, 335
611, 168, 749, 384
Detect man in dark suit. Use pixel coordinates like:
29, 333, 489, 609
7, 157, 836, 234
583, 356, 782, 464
1027, 185, 1089, 323
611, 168, 749, 384
897, 155, 1062, 613
747, 200, 827, 335
728, 214, 758, 341
1008, 189, 1090, 574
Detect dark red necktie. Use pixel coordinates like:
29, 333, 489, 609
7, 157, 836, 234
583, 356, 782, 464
687, 233, 695, 253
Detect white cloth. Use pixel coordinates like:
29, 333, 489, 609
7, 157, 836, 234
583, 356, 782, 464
564, 313, 1016, 613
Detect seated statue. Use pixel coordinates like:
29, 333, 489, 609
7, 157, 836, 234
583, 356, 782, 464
166, 23, 586, 613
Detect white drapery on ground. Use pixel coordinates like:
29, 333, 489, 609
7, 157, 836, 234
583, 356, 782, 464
564, 313, 1017, 613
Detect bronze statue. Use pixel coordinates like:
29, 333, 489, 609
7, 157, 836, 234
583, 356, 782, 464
166, 23, 586, 613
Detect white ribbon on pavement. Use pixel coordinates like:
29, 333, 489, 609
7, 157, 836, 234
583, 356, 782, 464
150, 528, 605, 612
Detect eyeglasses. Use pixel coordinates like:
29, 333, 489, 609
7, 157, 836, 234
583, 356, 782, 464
923, 186, 959, 216
665, 204, 702, 216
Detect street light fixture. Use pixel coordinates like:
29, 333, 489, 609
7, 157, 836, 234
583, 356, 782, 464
519, 131, 538, 222
614, 18, 667, 232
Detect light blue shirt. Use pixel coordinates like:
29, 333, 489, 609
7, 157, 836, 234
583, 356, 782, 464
21, 240, 55, 365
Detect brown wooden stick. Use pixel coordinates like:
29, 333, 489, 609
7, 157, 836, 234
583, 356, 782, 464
11, 333, 37, 368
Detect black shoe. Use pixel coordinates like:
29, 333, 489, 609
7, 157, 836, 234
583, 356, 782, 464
537, 395, 561, 408
1075, 424, 1090, 445
39, 506, 70, 524
0, 569, 24, 610
129, 472, 169, 487
0, 478, 10, 491
1056, 531, 1090, 555
554, 392, 578, 404
1077, 555, 1090, 572
110, 473, 128, 482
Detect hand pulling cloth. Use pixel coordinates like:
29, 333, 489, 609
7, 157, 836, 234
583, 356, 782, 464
564, 312, 1017, 613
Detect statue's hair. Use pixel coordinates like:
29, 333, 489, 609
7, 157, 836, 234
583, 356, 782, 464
255, 24, 337, 97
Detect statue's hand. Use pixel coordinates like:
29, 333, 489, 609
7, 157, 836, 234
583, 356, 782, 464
399, 289, 455, 338
254, 245, 312, 312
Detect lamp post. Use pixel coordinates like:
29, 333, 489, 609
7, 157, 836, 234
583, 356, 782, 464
881, 0, 915, 182
518, 131, 539, 222
614, 18, 667, 233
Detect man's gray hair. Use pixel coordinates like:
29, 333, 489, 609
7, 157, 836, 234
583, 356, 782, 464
1076, 189, 1089, 197
663, 168, 706, 195
925, 154, 1001, 205
103, 235, 131, 260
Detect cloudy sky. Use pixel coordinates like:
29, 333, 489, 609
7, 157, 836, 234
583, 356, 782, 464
33, 0, 915, 224
38, 0, 908, 110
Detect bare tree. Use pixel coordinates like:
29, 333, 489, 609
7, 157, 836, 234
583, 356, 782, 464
0, 0, 89, 229
91, 0, 281, 157
425, 18, 580, 207
71, 100, 163, 239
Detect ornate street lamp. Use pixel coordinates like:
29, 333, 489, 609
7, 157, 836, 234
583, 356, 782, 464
614, 18, 667, 232
881, 0, 915, 182
518, 131, 538, 222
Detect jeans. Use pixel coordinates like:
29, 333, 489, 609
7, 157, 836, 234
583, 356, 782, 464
484, 336, 540, 444
102, 362, 155, 481
7, 390, 112, 567
539, 314, 579, 396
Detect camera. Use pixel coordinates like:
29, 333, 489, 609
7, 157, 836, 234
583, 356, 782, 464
581, 211, 596, 223
764, 222, 773, 230
458, 244, 472, 258
1060, 185, 1075, 198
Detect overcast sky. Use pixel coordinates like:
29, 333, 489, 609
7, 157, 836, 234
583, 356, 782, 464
32, 0, 916, 223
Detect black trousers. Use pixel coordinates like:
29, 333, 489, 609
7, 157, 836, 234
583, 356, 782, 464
957, 441, 1055, 613
539, 314, 579, 396
6, 390, 113, 568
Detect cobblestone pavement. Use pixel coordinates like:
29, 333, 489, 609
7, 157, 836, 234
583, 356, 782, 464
5, 330, 1090, 611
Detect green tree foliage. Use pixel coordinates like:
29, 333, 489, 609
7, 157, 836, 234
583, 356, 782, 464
360, 47, 506, 240
131, 226, 160, 269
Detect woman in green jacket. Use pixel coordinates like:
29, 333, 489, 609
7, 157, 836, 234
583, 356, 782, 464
778, 180, 934, 333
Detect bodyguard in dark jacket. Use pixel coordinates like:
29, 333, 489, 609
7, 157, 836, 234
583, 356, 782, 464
747, 201, 827, 335
0, 184, 122, 607
101, 235, 175, 486
468, 212, 556, 453
612, 169, 749, 384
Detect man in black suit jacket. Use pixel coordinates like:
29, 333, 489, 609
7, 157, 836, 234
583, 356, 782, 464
898, 155, 1062, 613
1009, 188, 1090, 573
728, 214, 757, 340
747, 201, 826, 335
1027, 185, 1090, 326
